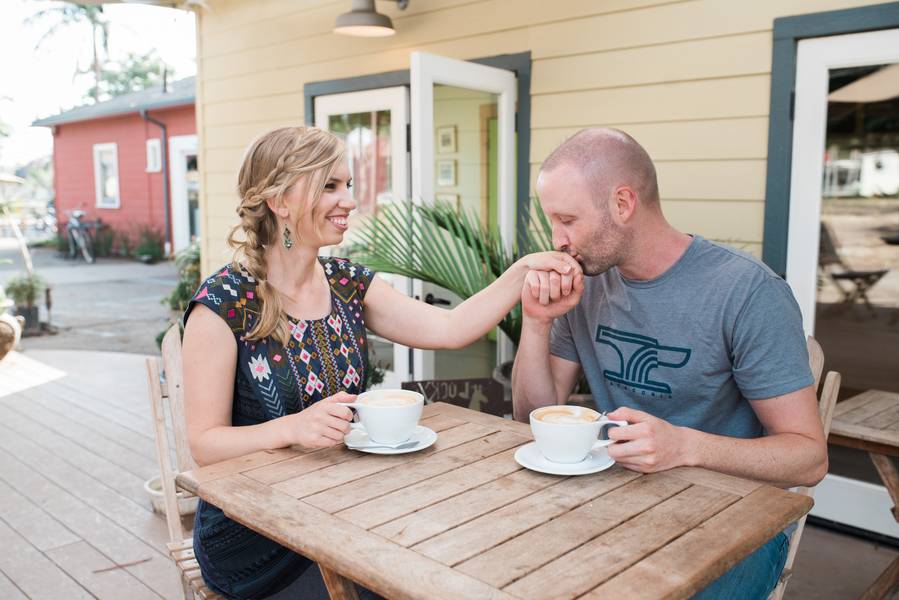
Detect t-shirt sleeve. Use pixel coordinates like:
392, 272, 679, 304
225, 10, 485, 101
349, 261, 375, 301
732, 277, 814, 400
549, 314, 580, 363
182, 267, 247, 334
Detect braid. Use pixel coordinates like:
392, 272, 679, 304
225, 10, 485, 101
228, 126, 343, 347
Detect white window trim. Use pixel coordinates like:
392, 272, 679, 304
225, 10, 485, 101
93, 142, 121, 209
146, 138, 161, 173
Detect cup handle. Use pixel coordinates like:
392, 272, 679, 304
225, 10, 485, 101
592, 419, 628, 448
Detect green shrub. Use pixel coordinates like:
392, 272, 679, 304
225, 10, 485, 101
93, 225, 115, 258
4, 273, 45, 308
134, 226, 165, 263
55, 233, 69, 253
163, 242, 201, 312
116, 231, 132, 257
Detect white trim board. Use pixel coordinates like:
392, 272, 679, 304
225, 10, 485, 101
811, 474, 899, 539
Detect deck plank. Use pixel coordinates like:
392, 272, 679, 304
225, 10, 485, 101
45, 541, 163, 600
0, 404, 151, 507
0, 569, 28, 600
0, 478, 80, 551
0, 447, 182, 599
0, 518, 94, 600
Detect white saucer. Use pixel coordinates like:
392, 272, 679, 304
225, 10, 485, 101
514, 442, 615, 476
344, 425, 437, 455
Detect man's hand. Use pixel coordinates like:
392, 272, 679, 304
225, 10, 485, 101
522, 268, 584, 323
605, 406, 694, 473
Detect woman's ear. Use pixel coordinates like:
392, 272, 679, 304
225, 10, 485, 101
265, 195, 290, 219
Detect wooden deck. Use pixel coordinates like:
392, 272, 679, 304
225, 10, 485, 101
0, 350, 183, 599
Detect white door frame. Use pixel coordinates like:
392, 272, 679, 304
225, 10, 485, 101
169, 134, 198, 253
787, 28, 899, 334
410, 51, 518, 379
787, 28, 899, 536
314, 86, 412, 387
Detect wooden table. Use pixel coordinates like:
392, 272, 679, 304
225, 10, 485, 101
177, 402, 812, 600
830, 389, 899, 600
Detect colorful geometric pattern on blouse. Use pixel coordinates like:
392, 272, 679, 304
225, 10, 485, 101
188, 258, 374, 421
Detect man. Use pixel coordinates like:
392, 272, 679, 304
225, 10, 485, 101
512, 128, 827, 599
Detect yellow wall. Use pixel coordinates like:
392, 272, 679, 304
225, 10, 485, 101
194, 0, 881, 274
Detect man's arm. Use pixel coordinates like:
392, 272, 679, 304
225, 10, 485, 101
607, 385, 827, 488
512, 318, 582, 421
512, 269, 584, 421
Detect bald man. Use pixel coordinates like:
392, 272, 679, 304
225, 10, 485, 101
512, 128, 826, 599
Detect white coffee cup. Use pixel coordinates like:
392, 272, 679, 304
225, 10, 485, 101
529, 405, 628, 464
350, 389, 424, 444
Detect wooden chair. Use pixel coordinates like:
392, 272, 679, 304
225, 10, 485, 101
819, 221, 888, 311
769, 336, 841, 600
147, 325, 223, 600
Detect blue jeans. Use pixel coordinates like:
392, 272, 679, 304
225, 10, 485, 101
692, 532, 789, 599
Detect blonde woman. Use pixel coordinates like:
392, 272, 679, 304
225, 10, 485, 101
182, 126, 580, 599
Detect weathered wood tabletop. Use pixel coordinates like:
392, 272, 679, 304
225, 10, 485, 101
176, 402, 813, 600
830, 389, 899, 600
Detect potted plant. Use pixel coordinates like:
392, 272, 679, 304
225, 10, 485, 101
349, 198, 555, 395
4, 273, 45, 335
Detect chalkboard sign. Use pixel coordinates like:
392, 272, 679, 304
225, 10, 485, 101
402, 378, 510, 418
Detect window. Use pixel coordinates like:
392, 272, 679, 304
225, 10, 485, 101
93, 143, 120, 209
146, 138, 161, 173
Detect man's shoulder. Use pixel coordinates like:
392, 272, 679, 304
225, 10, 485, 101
693, 237, 779, 284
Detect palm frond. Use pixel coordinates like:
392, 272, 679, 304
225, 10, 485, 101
350, 197, 554, 346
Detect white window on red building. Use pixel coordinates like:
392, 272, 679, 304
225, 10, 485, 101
146, 138, 162, 173
93, 142, 120, 209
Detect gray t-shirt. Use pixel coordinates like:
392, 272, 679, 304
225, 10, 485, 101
550, 235, 813, 439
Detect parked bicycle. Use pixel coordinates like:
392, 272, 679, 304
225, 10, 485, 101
66, 210, 96, 264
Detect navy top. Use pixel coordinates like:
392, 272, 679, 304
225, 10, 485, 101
184, 257, 374, 599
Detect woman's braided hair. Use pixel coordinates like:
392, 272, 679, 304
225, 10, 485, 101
229, 126, 344, 346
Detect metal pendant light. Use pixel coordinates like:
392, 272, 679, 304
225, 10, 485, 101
333, 0, 408, 37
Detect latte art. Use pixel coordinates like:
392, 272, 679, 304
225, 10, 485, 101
357, 395, 418, 407
534, 407, 599, 424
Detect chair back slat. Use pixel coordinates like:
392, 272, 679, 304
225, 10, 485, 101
146, 356, 186, 543
161, 326, 197, 473
807, 336, 825, 391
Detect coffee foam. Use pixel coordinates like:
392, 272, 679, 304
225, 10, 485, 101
535, 407, 598, 424
358, 395, 418, 407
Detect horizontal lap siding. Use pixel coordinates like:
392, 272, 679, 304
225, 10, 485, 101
196, 0, 879, 274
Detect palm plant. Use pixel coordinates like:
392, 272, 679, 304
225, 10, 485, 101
350, 199, 554, 347
27, 4, 109, 103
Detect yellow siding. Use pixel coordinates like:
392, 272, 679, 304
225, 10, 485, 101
195, 0, 881, 274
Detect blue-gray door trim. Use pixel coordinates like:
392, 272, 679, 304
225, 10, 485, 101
763, 2, 899, 275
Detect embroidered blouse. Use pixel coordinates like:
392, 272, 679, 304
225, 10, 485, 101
184, 257, 375, 599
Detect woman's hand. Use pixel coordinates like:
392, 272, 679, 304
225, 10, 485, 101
515, 251, 582, 281
280, 391, 356, 450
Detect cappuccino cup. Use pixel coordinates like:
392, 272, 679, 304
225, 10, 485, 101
529, 405, 627, 464
351, 389, 424, 444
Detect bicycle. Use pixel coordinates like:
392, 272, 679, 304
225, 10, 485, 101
66, 210, 96, 264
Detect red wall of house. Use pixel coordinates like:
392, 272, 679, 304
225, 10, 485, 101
52, 104, 196, 247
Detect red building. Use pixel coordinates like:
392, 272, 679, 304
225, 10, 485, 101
34, 77, 198, 254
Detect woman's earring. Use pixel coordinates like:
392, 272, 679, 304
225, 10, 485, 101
282, 225, 294, 250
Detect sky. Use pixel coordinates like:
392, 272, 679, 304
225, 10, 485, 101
0, 0, 197, 171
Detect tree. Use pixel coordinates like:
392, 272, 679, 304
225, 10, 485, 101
101, 51, 170, 99
27, 4, 110, 103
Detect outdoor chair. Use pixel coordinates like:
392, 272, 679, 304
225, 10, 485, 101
147, 325, 223, 600
769, 336, 841, 600
819, 221, 888, 311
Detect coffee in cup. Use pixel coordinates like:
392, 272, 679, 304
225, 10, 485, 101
529, 405, 627, 464
352, 389, 424, 444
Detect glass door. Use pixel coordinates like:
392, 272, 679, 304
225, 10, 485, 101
410, 51, 518, 380
787, 28, 899, 536
314, 87, 411, 388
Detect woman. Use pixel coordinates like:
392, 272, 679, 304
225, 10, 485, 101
182, 126, 580, 599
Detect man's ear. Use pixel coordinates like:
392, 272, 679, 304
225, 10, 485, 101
613, 185, 638, 223
265, 195, 290, 219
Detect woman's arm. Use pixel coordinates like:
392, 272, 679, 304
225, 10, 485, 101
181, 304, 354, 466
363, 251, 581, 350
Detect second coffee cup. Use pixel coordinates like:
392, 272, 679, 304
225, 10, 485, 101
529, 405, 627, 463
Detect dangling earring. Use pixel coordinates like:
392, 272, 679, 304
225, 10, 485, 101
282, 225, 294, 250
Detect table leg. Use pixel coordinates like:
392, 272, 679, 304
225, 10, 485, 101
320, 565, 361, 600
870, 453, 899, 521
860, 555, 899, 600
